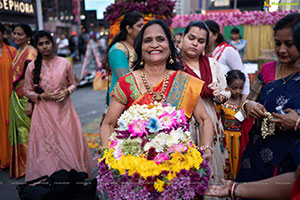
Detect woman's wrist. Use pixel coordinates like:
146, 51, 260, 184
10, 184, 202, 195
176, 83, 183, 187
200, 145, 213, 154
228, 181, 241, 200
65, 89, 72, 96
241, 100, 249, 114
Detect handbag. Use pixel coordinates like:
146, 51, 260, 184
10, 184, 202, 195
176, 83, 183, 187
16, 169, 98, 200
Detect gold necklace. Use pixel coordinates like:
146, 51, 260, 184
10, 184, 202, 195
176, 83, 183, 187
282, 71, 298, 84
141, 71, 170, 103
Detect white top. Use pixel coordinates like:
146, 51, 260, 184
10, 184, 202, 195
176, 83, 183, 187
56, 38, 69, 55
212, 44, 250, 95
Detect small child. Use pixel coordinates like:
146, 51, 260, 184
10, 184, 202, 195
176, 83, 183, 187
215, 69, 245, 179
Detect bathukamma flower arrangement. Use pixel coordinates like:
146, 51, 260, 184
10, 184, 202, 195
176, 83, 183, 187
97, 103, 210, 200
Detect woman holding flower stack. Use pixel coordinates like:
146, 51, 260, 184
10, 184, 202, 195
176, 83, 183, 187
101, 19, 214, 164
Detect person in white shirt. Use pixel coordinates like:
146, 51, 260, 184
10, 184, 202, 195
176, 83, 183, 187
205, 20, 250, 99
56, 34, 69, 57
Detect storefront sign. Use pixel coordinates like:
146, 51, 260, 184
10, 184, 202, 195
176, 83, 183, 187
0, 0, 35, 15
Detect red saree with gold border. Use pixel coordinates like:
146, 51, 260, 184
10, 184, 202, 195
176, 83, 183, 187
111, 71, 204, 119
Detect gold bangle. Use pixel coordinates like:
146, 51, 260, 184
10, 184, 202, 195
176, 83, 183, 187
295, 116, 300, 131
66, 89, 72, 96
241, 100, 249, 114
40, 93, 44, 101
200, 145, 213, 154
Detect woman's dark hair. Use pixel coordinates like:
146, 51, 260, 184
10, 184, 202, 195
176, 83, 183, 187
230, 27, 241, 39
205, 20, 225, 45
108, 11, 143, 50
175, 32, 183, 37
132, 19, 181, 71
0, 23, 9, 45
293, 23, 300, 53
12, 23, 34, 45
226, 69, 245, 86
274, 13, 300, 35
183, 21, 210, 48
33, 30, 55, 94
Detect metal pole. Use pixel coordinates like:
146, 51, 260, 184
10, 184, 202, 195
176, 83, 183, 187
234, 0, 237, 9
77, 0, 81, 34
36, 0, 43, 30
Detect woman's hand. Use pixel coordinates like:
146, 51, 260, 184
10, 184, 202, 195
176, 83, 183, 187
41, 92, 57, 101
244, 101, 268, 119
54, 89, 69, 102
204, 179, 231, 198
270, 109, 299, 131
215, 94, 227, 104
208, 82, 220, 96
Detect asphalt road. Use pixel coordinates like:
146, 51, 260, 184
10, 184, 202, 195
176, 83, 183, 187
0, 62, 107, 200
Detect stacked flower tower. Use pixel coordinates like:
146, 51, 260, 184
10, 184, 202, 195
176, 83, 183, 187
104, 0, 176, 41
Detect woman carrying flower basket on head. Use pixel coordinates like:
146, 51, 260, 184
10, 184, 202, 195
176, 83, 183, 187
107, 11, 144, 104
24, 31, 95, 182
99, 20, 214, 199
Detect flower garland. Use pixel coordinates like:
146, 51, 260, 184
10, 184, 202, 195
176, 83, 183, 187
171, 10, 299, 28
261, 112, 276, 139
97, 103, 210, 199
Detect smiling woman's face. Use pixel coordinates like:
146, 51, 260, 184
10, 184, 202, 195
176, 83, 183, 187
12, 26, 29, 47
141, 24, 170, 66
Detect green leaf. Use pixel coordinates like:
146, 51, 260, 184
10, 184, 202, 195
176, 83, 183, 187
162, 177, 169, 184
197, 168, 207, 178
150, 133, 156, 139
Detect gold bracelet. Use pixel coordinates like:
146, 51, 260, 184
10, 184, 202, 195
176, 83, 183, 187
66, 89, 72, 96
295, 116, 300, 131
200, 145, 213, 154
241, 100, 249, 114
40, 93, 44, 101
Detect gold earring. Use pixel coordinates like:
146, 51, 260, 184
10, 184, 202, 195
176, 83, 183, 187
140, 58, 144, 65
169, 55, 174, 64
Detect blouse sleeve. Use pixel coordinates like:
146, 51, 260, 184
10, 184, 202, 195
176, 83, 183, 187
224, 47, 250, 95
66, 60, 77, 93
110, 75, 129, 105
109, 48, 130, 79
24, 61, 39, 103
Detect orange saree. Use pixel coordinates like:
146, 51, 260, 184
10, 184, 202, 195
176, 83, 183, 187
0, 44, 16, 169
111, 71, 204, 118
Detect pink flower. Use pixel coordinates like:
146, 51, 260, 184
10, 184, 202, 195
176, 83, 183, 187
128, 119, 147, 137
169, 144, 187, 153
159, 111, 177, 128
109, 140, 118, 148
154, 153, 170, 164
179, 110, 187, 123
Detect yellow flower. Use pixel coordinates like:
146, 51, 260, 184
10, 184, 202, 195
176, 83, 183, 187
154, 179, 165, 192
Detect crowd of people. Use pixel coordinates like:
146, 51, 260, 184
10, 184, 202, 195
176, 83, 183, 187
0, 11, 300, 200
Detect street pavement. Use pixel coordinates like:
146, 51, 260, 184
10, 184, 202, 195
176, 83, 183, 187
0, 62, 107, 200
